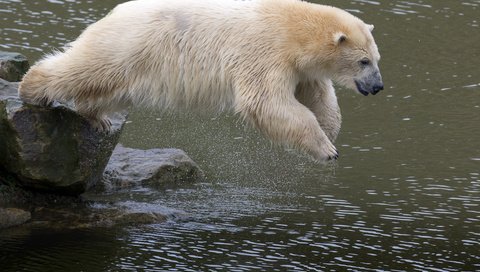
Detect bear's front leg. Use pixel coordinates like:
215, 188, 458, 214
295, 80, 341, 143
238, 93, 339, 162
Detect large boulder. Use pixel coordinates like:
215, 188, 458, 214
102, 145, 204, 190
0, 79, 127, 195
0, 51, 30, 82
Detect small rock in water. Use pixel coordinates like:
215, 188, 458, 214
102, 145, 204, 190
112, 211, 167, 225
27, 206, 167, 229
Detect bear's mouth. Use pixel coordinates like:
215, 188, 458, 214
354, 80, 384, 96
354, 80, 369, 96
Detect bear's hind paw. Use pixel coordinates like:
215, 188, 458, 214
19, 94, 53, 107
35, 97, 53, 107
88, 117, 112, 133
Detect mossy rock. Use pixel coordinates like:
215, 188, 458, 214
0, 79, 127, 195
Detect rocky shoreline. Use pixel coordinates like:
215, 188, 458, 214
0, 51, 203, 229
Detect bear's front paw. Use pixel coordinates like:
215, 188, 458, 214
315, 140, 339, 162
328, 150, 339, 161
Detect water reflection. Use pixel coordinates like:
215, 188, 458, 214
1, 0, 480, 271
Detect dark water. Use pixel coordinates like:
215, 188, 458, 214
1, 0, 480, 271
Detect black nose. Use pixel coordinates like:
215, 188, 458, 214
371, 83, 384, 95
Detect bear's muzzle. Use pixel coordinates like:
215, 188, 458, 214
355, 70, 383, 96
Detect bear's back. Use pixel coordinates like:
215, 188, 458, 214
96, 0, 281, 110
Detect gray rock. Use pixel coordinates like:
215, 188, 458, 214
0, 78, 127, 195
103, 145, 204, 190
0, 51, 30, 82
0, 208, 31, 229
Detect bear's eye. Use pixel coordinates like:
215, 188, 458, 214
359, 58, 371, 67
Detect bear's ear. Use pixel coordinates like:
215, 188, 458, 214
368, 24, 374, 32
334, 32, 347, 45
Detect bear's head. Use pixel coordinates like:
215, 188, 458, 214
329, 23, 384, 96
290, 6, 383, 96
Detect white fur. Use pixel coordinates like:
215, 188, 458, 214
19, 0, 381, 161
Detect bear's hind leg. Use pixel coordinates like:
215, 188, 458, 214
87, 115, 112, 132
18, 66, 54, 107
75, 102, 112, 132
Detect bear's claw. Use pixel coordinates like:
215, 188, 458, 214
328, 151, 339, 160
89, 117, 112, 134
313, 139, 339, 162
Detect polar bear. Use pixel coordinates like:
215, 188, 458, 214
19, 0, 383, 162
